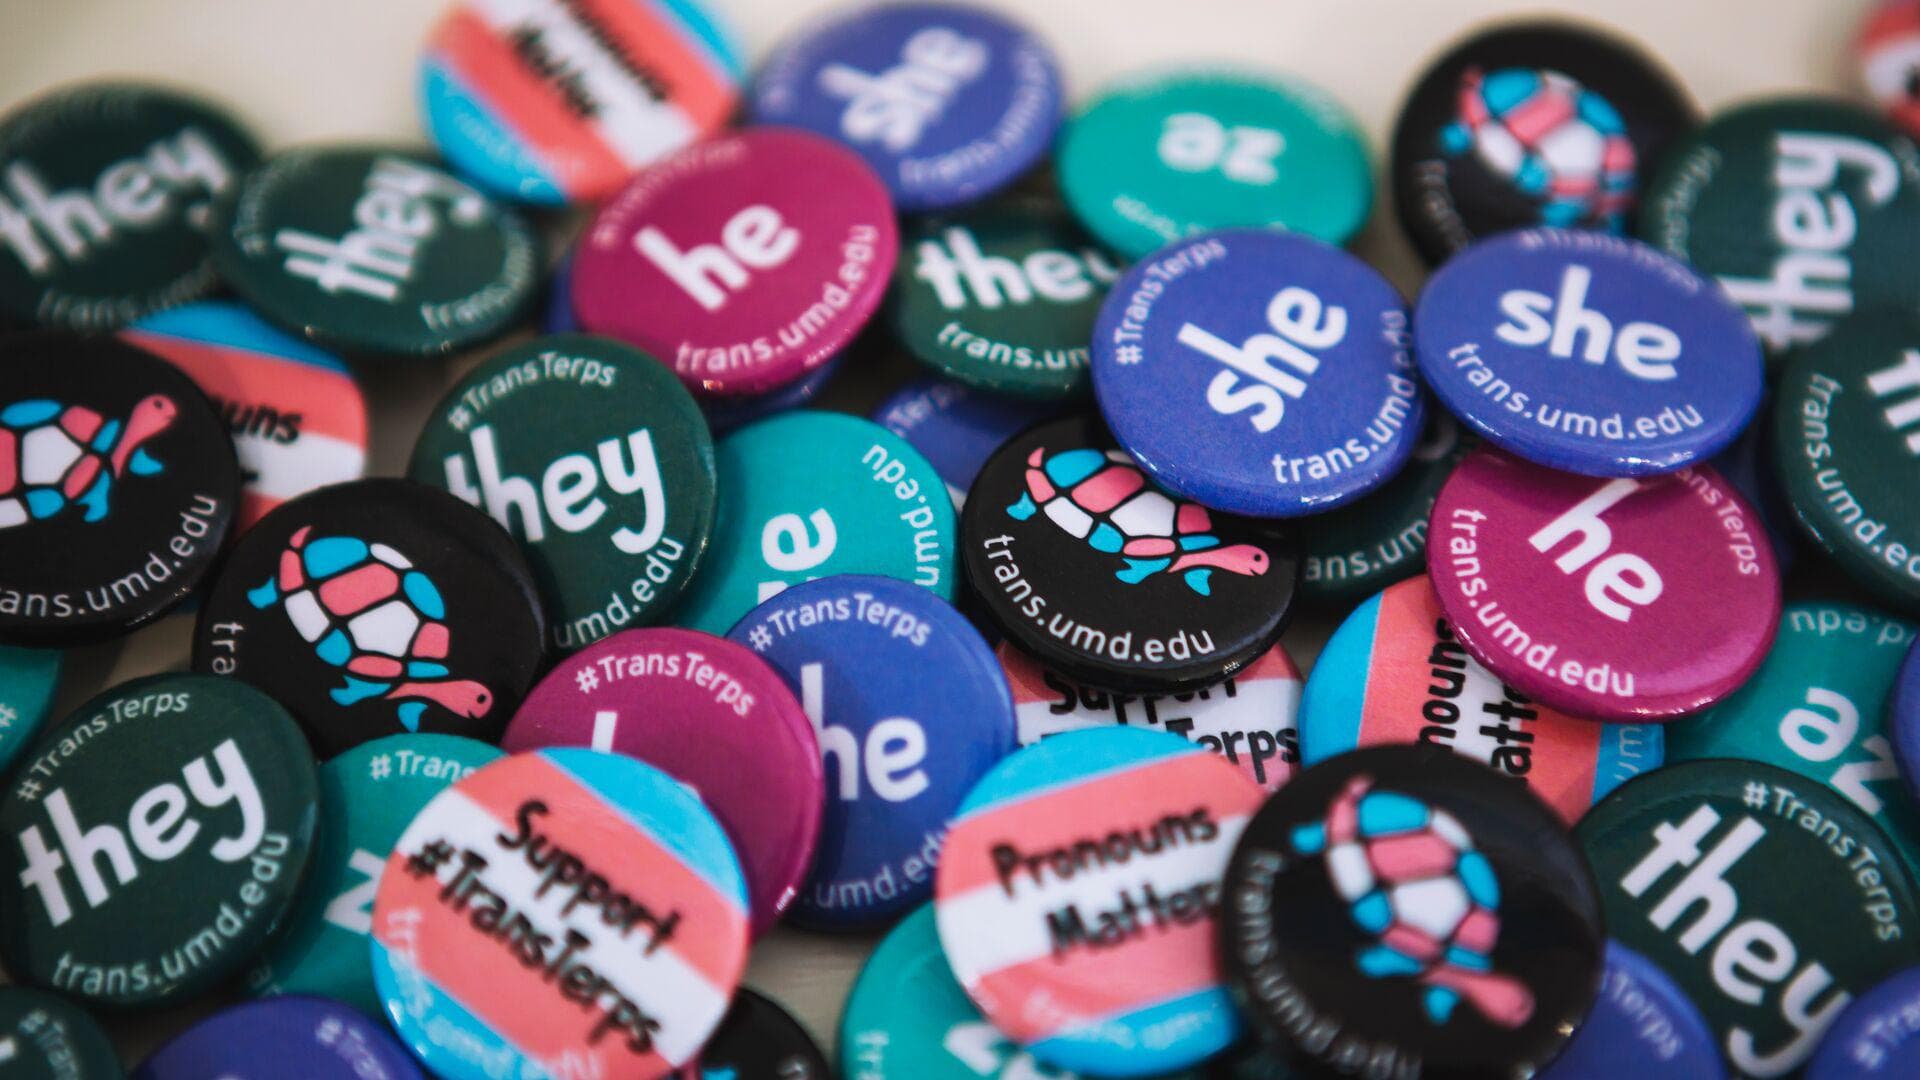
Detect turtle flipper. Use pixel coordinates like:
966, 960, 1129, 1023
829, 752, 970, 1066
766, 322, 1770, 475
1116, 557, 1169, 584
246, 578, 280, 609
395, 701, 427, 732
1183, 568, 1215, 596
24, 488, 65, 520
128, 448, 163, 476
331, 676, 390, 706
76, 473, 111, 523
1007, 492, 1037, 521
1423, 985, 1461, 1024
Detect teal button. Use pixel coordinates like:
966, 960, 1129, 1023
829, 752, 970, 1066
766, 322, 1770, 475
0, 646, 60, 774
1058, 68, 1372, 259
247, 732, 501, 1015
1666, 601, 1920, 873
669, 411, 956, 635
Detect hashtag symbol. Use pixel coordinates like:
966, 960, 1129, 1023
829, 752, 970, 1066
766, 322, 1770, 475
407, 839, 454, 878
0, 702, 15, 729
748, 625, 774, 651
1743, 781, 1770, 809
448, 406, 473, 432
574, 665, 600, 693
15, 776, 40, 801
1114, 343, 1144, 365
369, 754, 391, 780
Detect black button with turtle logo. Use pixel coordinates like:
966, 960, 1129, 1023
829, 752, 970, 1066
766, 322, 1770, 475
0, 331, 238, 646
961, 415, 1298, 693
191, 478, 545, 756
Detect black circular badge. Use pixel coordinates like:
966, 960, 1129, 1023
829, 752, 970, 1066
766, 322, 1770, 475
1391, 21, 1698, 266
0, 82, 261, 330
0, 985, 123, 1078
209, 145, 538, 357
0, 331, 238, 646
191, 479, 545, 757
961, 415, 1298, 693
1220, 745, 1604, 1079
683, 988, 829, 1080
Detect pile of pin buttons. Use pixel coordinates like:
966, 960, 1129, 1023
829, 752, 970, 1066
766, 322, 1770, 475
13, 1, 1920, 1078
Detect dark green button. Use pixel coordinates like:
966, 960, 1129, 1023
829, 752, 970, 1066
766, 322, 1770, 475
891, 199, 1120, 400
1639, 97, 1920, 365
0, 985, 123, 1078
1667, 602, 1920, 874
0, 673, 319, 1009
0, 82, 260, 330
1578, 760, 1920, 1078
409, 334, 717, 650
209, 145, 538, 357
1299, 409, 1473, 604
1774, 310, 1920, 610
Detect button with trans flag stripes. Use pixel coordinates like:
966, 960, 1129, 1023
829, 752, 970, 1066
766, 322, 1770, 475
370, 747, 749, 1080
934, 727, 1264, 1077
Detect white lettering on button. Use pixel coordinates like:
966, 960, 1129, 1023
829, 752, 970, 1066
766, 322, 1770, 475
636, 204, 799, 312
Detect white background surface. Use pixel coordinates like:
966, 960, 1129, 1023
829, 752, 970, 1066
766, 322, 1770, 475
0, 0, 1873, 1064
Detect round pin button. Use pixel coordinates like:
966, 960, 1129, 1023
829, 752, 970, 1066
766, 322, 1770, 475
678, 988, 828, 1080
1427, 447, 1780, 722
1001, 638, 1301, 792
409, 333, 716, 651
572, 128, 898, 397
751, 1, 1062, 212
1668, 602, 1920, 872
0, 646, 61, 774
1221, 744, 1603, 1080
0, 673, 319, 1009
1577, 760, 1920, 1078
191, 478, 547, 757
209, 145, 539, 357
1058, 68, 1372, 259
0, 82, 260, 330
1638, 97, 1920, 360
1774, 311, 1920, 612
369, 747, 749, 1080
1390, 21, 1697, 266
874, 377, 1059, 507
1300, 409, 1474, 604
131, 997, 421, 1080
961, 414, 1299, 694
0, 985, 123, 1079
1896, 638, 1920, 799
503, 626, 820, 936
668, 411, 956, 636
1303, 576, 1664, 824
0, 331, 239, 647
249, 733, 502, 1016
1859, 3, 1920, 139
1414, 228, 1762, 476
545, 251, 579, 333
892, 199, 1119, 399
1540, 941, 1724, 1079
1806, 965, 1920, 1078
419, 0, 742, 206
728, 574, 1012, 928
1094, 229, 1422, 515
936, 727, 1264, 1076
122, 300, 369, 530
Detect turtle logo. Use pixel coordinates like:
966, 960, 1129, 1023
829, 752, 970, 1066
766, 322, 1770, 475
1441, 66, 1635, 232
246, 525, 494, 731
1007, 446, 1269, 596
1291, 774, 1535, 1029
0, 395, 176, 529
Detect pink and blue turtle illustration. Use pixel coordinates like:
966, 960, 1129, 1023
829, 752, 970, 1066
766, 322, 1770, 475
0, 395, 176, 529
1291, 773, 1535, 1029
247, 525, 494, 731
1007, 446, 1270, 596
1442, 66, 1635, 231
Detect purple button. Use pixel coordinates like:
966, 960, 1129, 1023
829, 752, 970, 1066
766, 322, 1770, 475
1427, 446, 1780, 721
572, 128, 898, 397
501, 626, 823, 936
133, 997, 422, 1080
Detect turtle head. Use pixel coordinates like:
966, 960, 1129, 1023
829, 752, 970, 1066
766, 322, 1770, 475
111, 395, 178, 477
1205, 544, 1271, 577
396, 679, 494, 719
